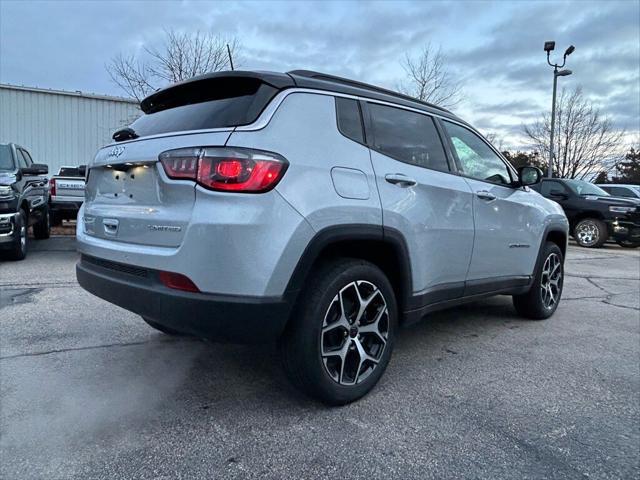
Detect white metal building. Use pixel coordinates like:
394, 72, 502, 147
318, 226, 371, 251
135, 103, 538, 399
0, 83, 140, 174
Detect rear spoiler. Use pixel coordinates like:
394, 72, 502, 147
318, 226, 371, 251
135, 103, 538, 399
140, 71, 295, 114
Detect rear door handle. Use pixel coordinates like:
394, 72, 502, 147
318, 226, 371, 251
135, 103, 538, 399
385, 174, 417, 187
476, 191, 496, 201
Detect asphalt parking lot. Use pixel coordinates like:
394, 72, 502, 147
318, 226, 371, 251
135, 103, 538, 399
1, 239, 638, 480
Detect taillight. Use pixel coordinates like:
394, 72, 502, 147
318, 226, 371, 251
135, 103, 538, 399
49, 178, 56, 196
159, 147, 288, 193
159, 148, 200, 179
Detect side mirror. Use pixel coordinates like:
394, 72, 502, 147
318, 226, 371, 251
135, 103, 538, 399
20, 163, 48, 176
518, 166, 543, 186
549, 189, 568, 200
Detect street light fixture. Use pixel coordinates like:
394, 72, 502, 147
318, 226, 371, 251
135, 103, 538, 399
545, 41, 575, 177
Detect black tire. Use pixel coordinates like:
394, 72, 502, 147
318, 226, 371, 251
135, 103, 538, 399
141, 317, 186, 336
616, 239, 640, 249
513, 242, 564, 320
574, 218, 608, 248
7, 209, 28, 261
33, 207, 51, 240
279, 258, 397, 405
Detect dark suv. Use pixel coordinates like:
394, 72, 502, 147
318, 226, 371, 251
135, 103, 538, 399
0, 143, 50, 260
532, 178, 640, 248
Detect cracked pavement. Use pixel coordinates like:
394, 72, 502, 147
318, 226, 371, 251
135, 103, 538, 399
1, 238, 638, 479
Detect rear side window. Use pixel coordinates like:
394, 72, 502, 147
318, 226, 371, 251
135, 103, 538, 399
129, 78, 279, 138
16, 150, 29, 169
335, 97, 364, 143
367, 103, 449, 172
540, 181, 568, 196
21, 149, 33, 165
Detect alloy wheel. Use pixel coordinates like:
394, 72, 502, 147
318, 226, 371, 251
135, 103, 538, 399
540, 252, 562, 309
576, 220, 599, 247
321, 280, 389, 385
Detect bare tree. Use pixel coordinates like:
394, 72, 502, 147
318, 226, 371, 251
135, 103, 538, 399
107, 30, 240, 102
523, 86, 625, 179
398, 43, 463, 109
483, 132, 505, 151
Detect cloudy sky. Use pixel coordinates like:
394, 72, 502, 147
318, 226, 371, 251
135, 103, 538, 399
1, 0, 638, 149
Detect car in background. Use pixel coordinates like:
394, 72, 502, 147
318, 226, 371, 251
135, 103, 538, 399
0, 143, 50, 260
49, 165, 86, 226
532, 178, 640, 248
596, 184, 640, 200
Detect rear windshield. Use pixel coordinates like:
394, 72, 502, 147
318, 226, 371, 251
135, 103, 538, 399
58, 166, 85, 177
0, 145, 14, 172
128, 78, 279, 138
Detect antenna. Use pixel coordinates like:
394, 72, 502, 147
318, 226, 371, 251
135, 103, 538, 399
226, 44, 235, 71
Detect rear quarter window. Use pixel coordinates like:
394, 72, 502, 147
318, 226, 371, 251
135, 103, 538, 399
335, 97, 365, 144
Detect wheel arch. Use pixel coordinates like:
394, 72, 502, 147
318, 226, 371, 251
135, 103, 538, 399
19, 200, 30, 222
571, 211, 605, 232
545, 228, 567, 258
283, 224, 412, 318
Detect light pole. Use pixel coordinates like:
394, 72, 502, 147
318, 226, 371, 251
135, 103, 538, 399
544, 41, 575, 178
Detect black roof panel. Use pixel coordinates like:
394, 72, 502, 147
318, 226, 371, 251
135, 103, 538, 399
140, 69, 462, 122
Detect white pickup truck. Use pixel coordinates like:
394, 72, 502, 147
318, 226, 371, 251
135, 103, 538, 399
48, 166, 85, 226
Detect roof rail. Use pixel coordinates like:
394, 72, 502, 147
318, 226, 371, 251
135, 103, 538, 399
287, 70, 450, 113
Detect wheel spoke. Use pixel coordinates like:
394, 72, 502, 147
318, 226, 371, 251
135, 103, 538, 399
539, 252, 562, 309
358, 307, 388, 344
321, 279, 390, 386
322, 337, 351, 383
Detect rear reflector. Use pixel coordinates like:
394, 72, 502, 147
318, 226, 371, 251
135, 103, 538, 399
159, 147, 288, 193
159, 271, 200, 293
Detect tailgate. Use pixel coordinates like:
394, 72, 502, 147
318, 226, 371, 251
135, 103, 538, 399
83, 131, 232, 247
54, 177, 85, 198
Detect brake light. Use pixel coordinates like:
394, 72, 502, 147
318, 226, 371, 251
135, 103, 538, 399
159, 147, 288, 193
159, 271, 200, 293
49, 178, 56, 196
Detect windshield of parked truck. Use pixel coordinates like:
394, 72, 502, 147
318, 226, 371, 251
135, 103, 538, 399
0, 145, 15, 172
565, 179, 609, 196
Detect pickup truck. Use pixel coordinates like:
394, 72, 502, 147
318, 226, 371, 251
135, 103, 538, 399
531, 178, 640, 248
0, 143, 50, 260
49, 166, 85, 226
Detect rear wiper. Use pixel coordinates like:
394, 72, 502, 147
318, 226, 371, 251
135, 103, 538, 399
112, 127, 139, 142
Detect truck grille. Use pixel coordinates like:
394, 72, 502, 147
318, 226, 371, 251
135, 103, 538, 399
82, 255, 148, 278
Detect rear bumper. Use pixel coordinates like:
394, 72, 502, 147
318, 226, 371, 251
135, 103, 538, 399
50, 196, 83, 213
76, 255, 292, 343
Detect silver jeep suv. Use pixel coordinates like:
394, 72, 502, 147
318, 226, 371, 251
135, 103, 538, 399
76, 70, 569, 404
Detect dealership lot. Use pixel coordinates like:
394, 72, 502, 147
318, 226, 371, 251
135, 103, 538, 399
1, 239, 638, 479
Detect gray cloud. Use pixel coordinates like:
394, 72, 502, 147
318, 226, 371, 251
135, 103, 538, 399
0, 0, 637, 148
